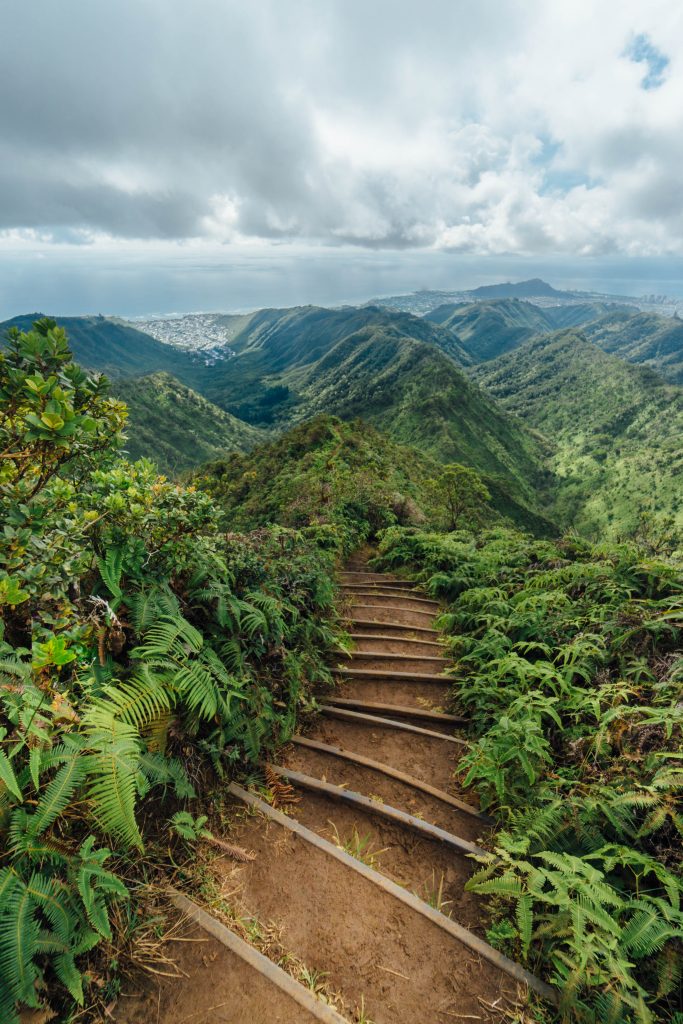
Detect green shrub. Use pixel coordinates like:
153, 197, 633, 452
375, 525, 683, 1022
0, 322, 341, 1020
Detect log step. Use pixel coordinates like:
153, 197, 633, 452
349, 602, 436, 618
320, 696, 465, 724
228, 783, 557, 1003
349, 632, 443, 649
318, 705, 466, 744
289, 736, 489, 822
334, 667, 450, 683
268, 764, 485, 857
341, 650, 447, 665
350, 619, 439, 636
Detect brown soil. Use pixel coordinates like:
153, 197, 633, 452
112, 556, 534, 1024
218, 809, 516, 1024
113, 923, 318, 1024
329, 677, 452, 707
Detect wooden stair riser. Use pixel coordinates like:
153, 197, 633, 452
288, 736, 489, 824
343, 649, 447, 664
268, 764, 486, 857
334, 666, 450, 684
340, 655, 448, 675
319, 705, 465, 743
350, 633, 445, 656
342, 594, 440, 614
338, 574, 416, 589
346, 605, 437, 628
340, 585, 436, 604
229, 784, 557, 1004
319, 696, 466, 725
349, 618, 439, 637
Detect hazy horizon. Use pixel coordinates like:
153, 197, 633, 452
2, 249, 683, 321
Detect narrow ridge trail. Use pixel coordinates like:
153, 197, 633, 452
117, 552, 553, 1024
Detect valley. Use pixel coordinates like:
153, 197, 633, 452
3, 278, 682, 546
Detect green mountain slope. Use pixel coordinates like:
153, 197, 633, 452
200, 304, 473, 421
4, 308, 552, 530
582, 310, 683, 385
271, 327, 555, 533
1, 313, 204, 382
543, 302, 634, 328
114, 372, 265, 475
195, 414, 449, 538
425, 298, 554, 362
474, 330, 683, 541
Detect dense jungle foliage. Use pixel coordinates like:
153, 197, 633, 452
474, 330, 683, 548
0, 320, 343, 1021
374, 527, 683, 1023
195, 414, 496, 551
2, 314, 682, 1024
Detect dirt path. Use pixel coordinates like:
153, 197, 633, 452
115, 552, 551, 1024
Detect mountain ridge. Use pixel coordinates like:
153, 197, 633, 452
473, 328, 683, 539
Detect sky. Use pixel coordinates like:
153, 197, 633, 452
1, 0, 682, 317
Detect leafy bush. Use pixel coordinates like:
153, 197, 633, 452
375, 526, 683, 1023
0, 321, 340, 1020
194, 414, 457, 555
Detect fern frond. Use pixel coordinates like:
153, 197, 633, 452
82, 707, 143, 849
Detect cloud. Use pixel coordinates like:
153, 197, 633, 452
0, 0, 681, 257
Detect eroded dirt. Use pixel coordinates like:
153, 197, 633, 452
111, 558, 528, 1024
113, 923, 319, 1024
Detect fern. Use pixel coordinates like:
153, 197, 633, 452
82, 707, 143, 849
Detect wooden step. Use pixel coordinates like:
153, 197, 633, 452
318, 705, 466, 744
348, 602, 436, 619
334, 667, 450, 683
338, 573, 414, 588
289, 736, 489, 822
339, 570, 409, 581
320, 696, 465, 724
228, 783, 556, 1004
268, 764, 485, 857
341, 650, 447, 665
350, 618, 439, 636
341, 588, 439, 609
349, 632, 443, 649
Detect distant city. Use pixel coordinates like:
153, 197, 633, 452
128, 280, 681, 360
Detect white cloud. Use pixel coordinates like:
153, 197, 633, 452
0, 0, 681, 256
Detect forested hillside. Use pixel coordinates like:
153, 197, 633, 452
113, 372, 266, 474
425, 298, 554, 361
195, 415, 497, 544
3, 296, 683, 544
474, 329, 683, 544
583, 310, 683, 385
